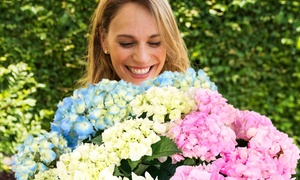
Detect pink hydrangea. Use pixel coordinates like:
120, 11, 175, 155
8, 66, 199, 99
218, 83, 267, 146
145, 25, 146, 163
248, 126, 300, 177
212, 147, 297, 179
194, 88, 237, 125
168, 89, 300, 178
170, 164, 224, 180
168, 89, 238, 162
231, 110, 273, 140
229, 110, 300, 178
169, 111, 237, 162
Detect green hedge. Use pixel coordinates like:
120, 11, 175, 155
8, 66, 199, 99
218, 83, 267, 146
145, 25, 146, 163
1, 0, 299, 177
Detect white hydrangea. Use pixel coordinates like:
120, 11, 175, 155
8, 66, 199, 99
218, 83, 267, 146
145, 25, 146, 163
98, 166, 157, 180
54, 118, 164, 179
129, 86, 197, 123
102, 118, 163, 161
55, 143, 120, 180
34, 168, 59, 180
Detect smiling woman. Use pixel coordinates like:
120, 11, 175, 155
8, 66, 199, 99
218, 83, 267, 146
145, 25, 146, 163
77, 0, 190, 87
101, 2, 167, 85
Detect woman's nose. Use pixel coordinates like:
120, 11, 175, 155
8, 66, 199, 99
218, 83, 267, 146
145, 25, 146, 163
133, 44, 150, 64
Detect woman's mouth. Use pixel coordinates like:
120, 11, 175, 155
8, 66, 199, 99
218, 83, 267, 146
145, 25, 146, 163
127, 66, 152, 75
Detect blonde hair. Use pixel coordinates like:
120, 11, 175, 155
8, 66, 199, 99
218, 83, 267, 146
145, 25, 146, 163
77, 0, 190, 87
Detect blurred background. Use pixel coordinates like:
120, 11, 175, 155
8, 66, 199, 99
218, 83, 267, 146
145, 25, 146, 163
1, 0, 299, 179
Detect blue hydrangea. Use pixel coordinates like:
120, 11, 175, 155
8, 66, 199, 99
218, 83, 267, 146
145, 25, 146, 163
74, 116, 94, 140
13, 132, 70, 180
142, 68, 218, 91
51, 79, 143, 149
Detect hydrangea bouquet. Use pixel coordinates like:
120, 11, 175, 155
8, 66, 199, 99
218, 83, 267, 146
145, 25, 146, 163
13, 68, 300, 180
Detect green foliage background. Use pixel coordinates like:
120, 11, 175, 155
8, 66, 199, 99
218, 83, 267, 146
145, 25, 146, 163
1, 0, 299, 177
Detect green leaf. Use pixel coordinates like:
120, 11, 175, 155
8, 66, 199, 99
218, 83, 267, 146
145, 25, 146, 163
183, 158, 203, 166
133, 164, 150, 176
90, 134, 103, 145
144, 136, 181, 161
113, 166, 123, 177
157, 157, 183, 179
117, 159, 149, 177
128, 159, 141, 170
118, 160, 132, 177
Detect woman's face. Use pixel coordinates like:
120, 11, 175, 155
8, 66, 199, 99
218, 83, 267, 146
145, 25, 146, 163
102, 3, 167, 85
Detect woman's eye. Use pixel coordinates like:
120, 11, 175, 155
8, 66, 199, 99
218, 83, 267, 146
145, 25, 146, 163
120, 42, 134, 48
148, 42, 161, 47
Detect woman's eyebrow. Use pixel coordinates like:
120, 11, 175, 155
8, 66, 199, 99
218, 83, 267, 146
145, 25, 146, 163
116, 34, 160, 39
117, 34, 134, 38
149, 34, 160, 38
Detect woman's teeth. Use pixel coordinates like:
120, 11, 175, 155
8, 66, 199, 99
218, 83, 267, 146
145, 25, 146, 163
129, 67, 150, 75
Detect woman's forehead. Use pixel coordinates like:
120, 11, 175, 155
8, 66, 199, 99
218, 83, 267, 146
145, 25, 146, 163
107, 3, 159, 39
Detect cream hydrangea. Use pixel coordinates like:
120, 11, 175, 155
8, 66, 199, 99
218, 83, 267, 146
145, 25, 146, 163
98, 165, 157, 180
55, 143, 120, 180
129, 86, 196, 123
52, 118, 165, 179
102, 118, 164, 161
34, 168, 59, 180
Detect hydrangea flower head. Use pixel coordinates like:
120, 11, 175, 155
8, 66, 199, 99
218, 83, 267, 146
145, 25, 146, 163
13, 132, 70, 180
142, 68, 217, 91
168, 88, 238, 162
101, 118, 163, 161
51, 79, 142, 148
212, 147, 294, 179
231, 110, 273, 140
98, 166, 157, 180
54, 118, 164, 179
193, 88, 236, 124
245, 125, 300, 178
34, 168, 58, 180
55, 143, 120, 180
171, 163, 224, 180
130, 86, 197, 123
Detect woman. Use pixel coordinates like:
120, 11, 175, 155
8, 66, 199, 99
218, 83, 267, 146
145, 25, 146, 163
78, 0, 190, 86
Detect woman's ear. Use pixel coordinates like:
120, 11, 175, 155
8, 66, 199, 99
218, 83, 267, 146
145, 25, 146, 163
100, 31, 109, 54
